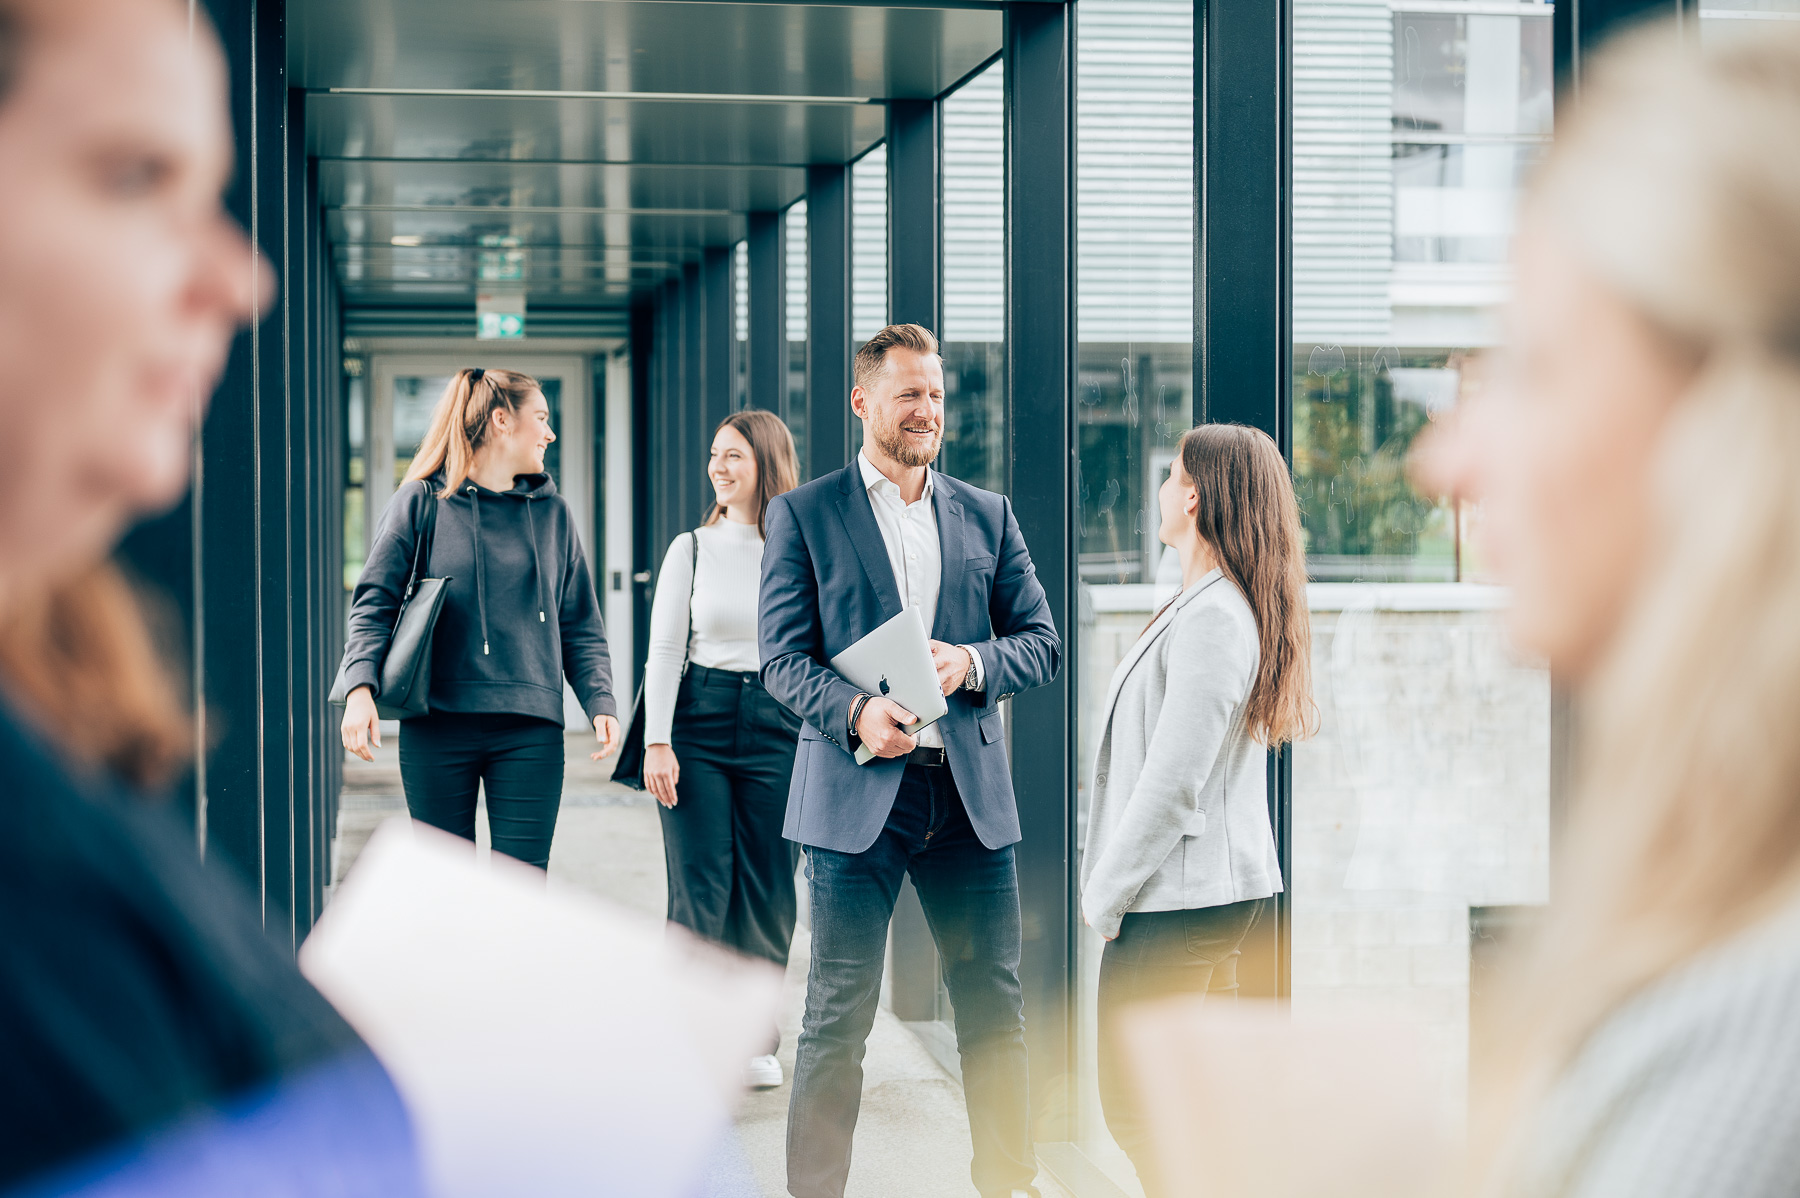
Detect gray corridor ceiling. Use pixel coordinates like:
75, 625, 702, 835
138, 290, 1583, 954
290, 0, 1003, 313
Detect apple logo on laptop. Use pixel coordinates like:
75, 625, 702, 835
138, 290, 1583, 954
878, 676, 891, 696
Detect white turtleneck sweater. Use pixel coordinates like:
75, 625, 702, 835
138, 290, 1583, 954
644, 518, 766, 746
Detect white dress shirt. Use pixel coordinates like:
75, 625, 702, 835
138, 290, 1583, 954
856, 451, 984, 749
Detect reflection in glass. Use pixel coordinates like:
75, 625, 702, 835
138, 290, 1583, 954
851, 145, 889, 458
786, 200, 810, 476
941, 63, 1006, 495
344, 368, 366, 590
1073, 0, 1194, 1189
1290, 0, 1553, 1117
734, 240, 749, 412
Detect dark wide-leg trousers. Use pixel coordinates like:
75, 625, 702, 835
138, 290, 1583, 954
1097, 897, 1266, 1198
658, 665, 803, 972
787, 764, 1036, 1198
397, 711, 566, 869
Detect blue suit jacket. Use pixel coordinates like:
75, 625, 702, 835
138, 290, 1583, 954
758, 462, 1061, 853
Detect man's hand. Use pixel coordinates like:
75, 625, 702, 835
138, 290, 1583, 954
929, 640, 972, 697
856, 696, 919, 759
591, 714, 621, 760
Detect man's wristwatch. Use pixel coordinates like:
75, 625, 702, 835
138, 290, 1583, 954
959, 648, 979, 691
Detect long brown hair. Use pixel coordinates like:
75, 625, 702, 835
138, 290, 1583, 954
405, 367, 543, 496
702, 409, 799, 538
0, 561, 190, 789
1178, 423, 1317, 747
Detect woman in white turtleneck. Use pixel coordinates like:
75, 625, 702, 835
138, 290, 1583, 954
643, 409, 802, 1091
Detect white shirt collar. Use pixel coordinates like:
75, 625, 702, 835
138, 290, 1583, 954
858, 449, 933, 505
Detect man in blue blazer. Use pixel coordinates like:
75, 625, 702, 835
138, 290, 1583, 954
759, 324, 1060, 1198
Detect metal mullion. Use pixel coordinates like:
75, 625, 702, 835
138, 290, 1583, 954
1195, 0, 1293, 997
805, 164, 852, 478
747, 210, 786, 411
887, 99, 943, 334
683, 263, 706, 528
703, 246, 734, 438
1003, 0, 1078, 1139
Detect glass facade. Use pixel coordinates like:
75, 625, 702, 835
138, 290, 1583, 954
733, 239, 749, 412
850, 145, 888, 458
1071, 0, 1195, 1183
941, 62, 1007, 495
785, 198, 810, 475
1289, 0, 1554, 1112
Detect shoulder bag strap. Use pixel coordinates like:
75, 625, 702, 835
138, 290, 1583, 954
678, 529, 700, 678
403, 479, 439, 600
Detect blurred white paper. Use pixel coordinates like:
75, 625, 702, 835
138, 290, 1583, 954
1120, 999, 1454, 1198
299, 817, 781, 1198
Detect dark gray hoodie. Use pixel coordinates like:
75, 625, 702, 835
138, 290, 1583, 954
341, 473, 616, 726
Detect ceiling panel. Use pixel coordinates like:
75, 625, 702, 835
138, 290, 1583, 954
318, 159, 808, 215
290, 0, 1001, 101
292, 0, 997, 314
306, 92, 885, 166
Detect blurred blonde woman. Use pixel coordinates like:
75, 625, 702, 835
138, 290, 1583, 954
0, 0, 422, 1190
1413, 23, 1800, 1197
1079, 423, 1315, 1198
337, 367, 619, 869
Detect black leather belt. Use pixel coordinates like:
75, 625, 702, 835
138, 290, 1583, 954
906, 746, 947, 768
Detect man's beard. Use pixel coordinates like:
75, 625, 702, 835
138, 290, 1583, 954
873, 413, 942, 468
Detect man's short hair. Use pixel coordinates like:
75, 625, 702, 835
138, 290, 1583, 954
853, 323, 940, 392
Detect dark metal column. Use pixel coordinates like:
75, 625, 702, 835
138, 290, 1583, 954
630, 302, 656, 680
117, 0, 337, 944
747, 211, 786, 412
885, 97, 949, 1025
702, 245, 734, 440
681, 263, 706, 529
1004, 0, 1078, 1134
1195, 0, 1292, 996
887, 99, 943, 335
806, 164, 852, 479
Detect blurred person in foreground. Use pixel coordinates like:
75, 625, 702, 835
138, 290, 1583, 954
0, 0, 422, 1192
1411, 22, 1800, 1197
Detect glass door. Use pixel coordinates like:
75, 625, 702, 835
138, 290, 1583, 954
364, 352, 595, 727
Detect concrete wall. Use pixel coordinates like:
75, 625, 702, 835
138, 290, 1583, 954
1076, 583, 1550, 1119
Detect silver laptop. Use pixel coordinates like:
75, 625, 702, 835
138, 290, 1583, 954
828, 606, 950, 765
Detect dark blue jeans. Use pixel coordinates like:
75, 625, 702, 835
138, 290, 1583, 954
787, 764, 1035, 1198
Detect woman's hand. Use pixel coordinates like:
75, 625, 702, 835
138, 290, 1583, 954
340, 686, 380, 762
644, 743, 680, 808
591, 714, 621, 760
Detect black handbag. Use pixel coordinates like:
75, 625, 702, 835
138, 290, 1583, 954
329, 479, 451, 720
611, 530, 699, 790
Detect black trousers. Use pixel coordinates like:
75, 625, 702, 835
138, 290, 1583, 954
659, 665, 802, 974
1097, 897, 1267, 1198
397, 711, 565, 869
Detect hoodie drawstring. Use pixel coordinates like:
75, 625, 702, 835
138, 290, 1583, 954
466, 485, 491, 655
524, 500, 547, 623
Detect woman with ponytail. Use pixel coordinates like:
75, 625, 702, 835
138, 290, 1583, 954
1078, 423, 1316, 1197
338, 367, 619, 869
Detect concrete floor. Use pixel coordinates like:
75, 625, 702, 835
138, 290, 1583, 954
334, 730, 1071, 1198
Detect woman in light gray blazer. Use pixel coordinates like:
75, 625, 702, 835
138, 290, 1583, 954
1080, 423, 1315, 1197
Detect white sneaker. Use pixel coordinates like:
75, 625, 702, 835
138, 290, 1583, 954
745, 1053, 783, 1089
